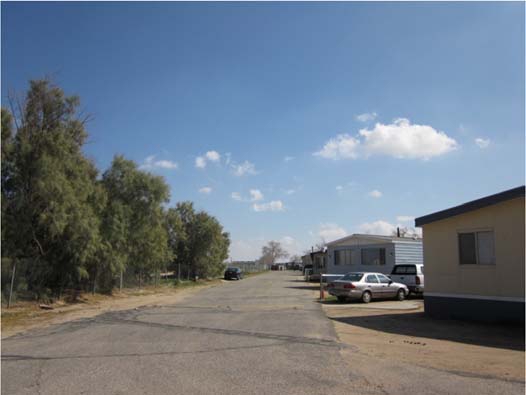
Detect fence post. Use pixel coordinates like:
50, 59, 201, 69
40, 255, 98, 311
119, 269, 123, 292
7, 260, 17, 309
320, 273, 324, 301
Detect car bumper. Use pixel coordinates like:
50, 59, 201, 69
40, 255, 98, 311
408, 286, 424, 293
328, 289, 362, 299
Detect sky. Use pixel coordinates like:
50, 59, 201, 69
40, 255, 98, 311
2, 2, 524, 261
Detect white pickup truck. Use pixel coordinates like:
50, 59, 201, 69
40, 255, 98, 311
389, 264, 424, 295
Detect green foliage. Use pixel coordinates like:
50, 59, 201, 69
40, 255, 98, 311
2, 80, 101, 296
1, 79, 230, 300
168, 202, 230, 279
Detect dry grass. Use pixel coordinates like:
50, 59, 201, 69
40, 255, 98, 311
1, 279, 221, 338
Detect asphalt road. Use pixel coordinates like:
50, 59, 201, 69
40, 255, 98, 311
2, 271, 524, 395
2, 271, 356, 394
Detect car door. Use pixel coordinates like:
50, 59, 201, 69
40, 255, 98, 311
364, 274, 381, 298
377, 274, 396, 297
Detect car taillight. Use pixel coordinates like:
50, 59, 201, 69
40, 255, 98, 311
415, 276, 421, 285
343, 283, 356, 289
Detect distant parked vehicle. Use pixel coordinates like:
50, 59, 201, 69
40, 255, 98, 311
224, 267, 243, 280
327, 272, 408, 303
389, 264, 424, 295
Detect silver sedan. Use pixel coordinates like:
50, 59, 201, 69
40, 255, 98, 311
327, 272, 408, 303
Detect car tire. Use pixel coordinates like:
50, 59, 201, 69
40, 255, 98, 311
361, 291, 372, 304
397, 289, 406, 301
337, 296, 347, 303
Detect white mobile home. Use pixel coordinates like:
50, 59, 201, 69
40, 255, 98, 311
326, 234, 423, 275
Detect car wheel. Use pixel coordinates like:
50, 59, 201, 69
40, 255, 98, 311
361, 291, 372, 304
337, 296, 347, 303
397, 289, 406, 301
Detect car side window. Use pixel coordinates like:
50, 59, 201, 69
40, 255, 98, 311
377, 274, 391, 284
366, 274, 379, 283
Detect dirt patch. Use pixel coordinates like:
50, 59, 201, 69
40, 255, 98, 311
323, 301, 525, 382
1, 280, 221, 339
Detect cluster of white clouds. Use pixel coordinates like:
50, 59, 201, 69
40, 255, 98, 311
368, 189, 382, 198
231, 189, 264, 202
195, 150, 221, 169
231, 189, 284, 212
252, 200, 284, 212
318, 223, 348, 241
475, 137, 490, 149
195, 150, 258, 177
198, 186, 212, 195
139, 155, 178, 170
355, 112, 377, 123
315, 118, 458, 161
231, 160, 258, 176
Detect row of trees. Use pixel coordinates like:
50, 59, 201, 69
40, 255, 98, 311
1, 80, 230, 300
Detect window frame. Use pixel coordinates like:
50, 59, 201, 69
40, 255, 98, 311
457, 229, 496, 266
361, 247, 386, 266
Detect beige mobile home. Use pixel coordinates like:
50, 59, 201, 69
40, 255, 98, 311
415, 186, 525, 322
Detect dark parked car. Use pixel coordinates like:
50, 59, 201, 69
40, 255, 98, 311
224, 267, 243, 280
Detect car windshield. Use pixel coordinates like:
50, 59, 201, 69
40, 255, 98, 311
340, 273, 363, 282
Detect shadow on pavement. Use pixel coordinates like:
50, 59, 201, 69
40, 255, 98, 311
285, 285, 320, 291
330, 312, 525, 351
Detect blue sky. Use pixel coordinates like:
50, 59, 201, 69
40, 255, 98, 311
2, 2, 524, 260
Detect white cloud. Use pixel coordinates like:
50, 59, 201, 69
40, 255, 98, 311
231, 160, 258, 176
225, 152, 232, 166
315, 118, 458, 161
358, 220, 397, 236
318, 223, 347, 241
356, 112, 377, 122
285, 189, 296, 195
195, 156, 206, 169
229, 238, 265, 261
314, 134, 361, 160
231, 192, 242, 201
358, 220, 422, 237
284, 156, 295, 162
359, 118, 458, 160
281, 236, 295, 245
280, 236, 303, 256
195, 150, 221, 169
396, 216, 414, 222
475, 138, 490, 149
336, 185, 343, 191
368, 189, 382, 198
252, 200, 284, 212
140, 155, 178, 170
249, 189, 264, 202
199, 186, 212, 195
205, 150, 221, 162
229, 236, 302, 261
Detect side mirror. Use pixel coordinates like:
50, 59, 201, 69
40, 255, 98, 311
388, 280, 393, 285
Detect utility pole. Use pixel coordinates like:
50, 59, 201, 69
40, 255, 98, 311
7, 260, 16, 309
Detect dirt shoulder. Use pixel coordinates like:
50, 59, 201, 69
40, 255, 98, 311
1, 280, 223, 339
322, 298, 525, 382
